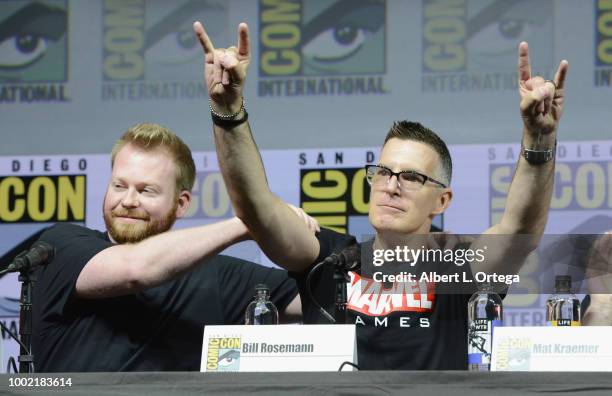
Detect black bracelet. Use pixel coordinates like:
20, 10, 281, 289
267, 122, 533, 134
211, 109, 249, 129
521, 140, 556, 165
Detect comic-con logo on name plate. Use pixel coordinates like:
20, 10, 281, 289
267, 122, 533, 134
421, 0, 554, 93
258, 0, 388, 97
494, 337, 531, 371
0, 0, 69, 103
101, 0, 229, 101
595, 0, 612, 87
206, 337, 241, 372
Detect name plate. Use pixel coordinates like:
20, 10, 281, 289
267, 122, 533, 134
201, 324, 357, 372
491, 326, 612, 371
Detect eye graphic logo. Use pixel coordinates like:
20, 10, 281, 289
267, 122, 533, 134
258, 0, 387, 97
495, 337, 531, 371
102, 0, 229, 101
206, 337, 241, 372
0, 1, 67, 84
422, 0, 554, 92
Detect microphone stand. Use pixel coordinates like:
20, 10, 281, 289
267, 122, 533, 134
17, 251, 35, 373
333, 266, 350, 324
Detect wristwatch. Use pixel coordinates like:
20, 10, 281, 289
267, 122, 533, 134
521, 142, 556, 165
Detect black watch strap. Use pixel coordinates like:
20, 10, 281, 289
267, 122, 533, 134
522, 142, 556, 165
211, 109, 249, 129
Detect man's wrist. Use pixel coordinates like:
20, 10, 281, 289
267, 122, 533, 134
522, 129, 556, 150
210, 98, 244, 119
229, 217, 251, 242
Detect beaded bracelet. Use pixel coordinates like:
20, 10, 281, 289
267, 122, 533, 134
209, 97, 244, 120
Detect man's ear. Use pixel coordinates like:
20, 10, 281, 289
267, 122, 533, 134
175, 190, 192, 219
431, 188, 452, 216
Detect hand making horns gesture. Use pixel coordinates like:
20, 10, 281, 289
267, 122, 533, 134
518, 41, 569, 136
193, 21, 250, 114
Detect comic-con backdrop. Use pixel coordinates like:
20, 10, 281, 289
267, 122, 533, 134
1, 0, 611, 370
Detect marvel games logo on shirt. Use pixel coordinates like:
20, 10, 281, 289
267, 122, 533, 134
595, 0, 612, 87
421, 0, 554, 93
257, 0, 388, 97
101, 0, 229, 101
347, 272, 433, 328
0, 0, 69, 103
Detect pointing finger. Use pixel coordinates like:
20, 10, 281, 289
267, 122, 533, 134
193, 21, 215, 55
237, 22, 250, 57
554, 60, 569, 91
518, 41, 531, 83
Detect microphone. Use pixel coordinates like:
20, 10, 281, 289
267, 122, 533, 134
323, 244, 361, 272
3, 241, 55, 273
306, 243, 361, 324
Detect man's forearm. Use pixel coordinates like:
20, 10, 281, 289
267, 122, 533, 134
77, 218, 248, 298
499, 129, 556, 236
127, 217, 249, 284
212, 119, 319, 271
213, 119, 274, 221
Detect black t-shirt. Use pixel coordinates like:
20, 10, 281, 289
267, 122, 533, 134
292, 228, 477, 370
32, 223, 297, 372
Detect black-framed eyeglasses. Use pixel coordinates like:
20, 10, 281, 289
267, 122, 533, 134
365, 165, 447, 190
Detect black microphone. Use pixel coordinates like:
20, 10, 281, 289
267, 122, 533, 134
323, 244, 361, 271
4, 241, 55, 273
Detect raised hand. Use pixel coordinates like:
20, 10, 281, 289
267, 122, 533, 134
518, 41, 568, 136
287, 204, 320, 234
193, 21, 250, 113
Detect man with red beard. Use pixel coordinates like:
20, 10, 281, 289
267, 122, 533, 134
31, 123, 304, 372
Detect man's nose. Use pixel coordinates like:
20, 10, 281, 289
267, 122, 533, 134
121, 188, 140, 208
381, 174, 401, 194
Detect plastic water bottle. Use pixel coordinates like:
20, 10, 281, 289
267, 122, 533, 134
467, 282, 503, 371
546, 275, 581, 326
245, 284, 279, 325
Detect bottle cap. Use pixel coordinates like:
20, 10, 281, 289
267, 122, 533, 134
254, 283, 270, 297
555, 275, 571, 292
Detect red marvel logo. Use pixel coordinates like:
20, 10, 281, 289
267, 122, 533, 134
346, 272, 436, 316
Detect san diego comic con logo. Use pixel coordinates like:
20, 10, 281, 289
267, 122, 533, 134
421, 0, 554, 93
0, 175, 86, 223
206, 337, 241, 372
102, 0, 229, 101
258, 0, 388, 97
489, 145, 612, 227
1, 157, 87, 223
495, 337, 531, 371
0, 0, 68, 103
595, 0, 612, 87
